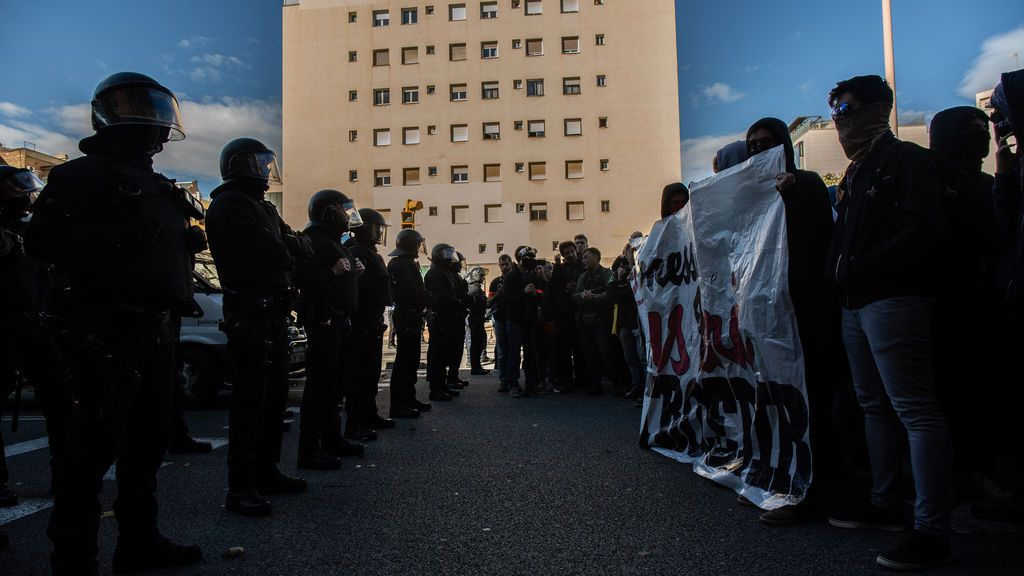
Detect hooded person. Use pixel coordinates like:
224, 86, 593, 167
742, 117, 843, 527
713, 140, 749, 173
661, 182, 690, 218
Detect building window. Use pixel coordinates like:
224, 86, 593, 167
483, 122, 501, 140
528, 162, 546, 180
348, 130, 358, 142
525, 38, 543, 56
513, 79, 523, 89
525, 0, 542, 15
449, 43, 467, 61
428, 166, 438, 176
373, 88, 390, 106
528, 120, 545, 138
402, 7, 418, 24
450, 124, 469, 142
374, 169, 391, 187
514, 120, 524, 130
428, 125, 437, 135
348, 90, 358, 101
374, 129, 391, 146
403, 127, 420, 145
497, 242, 505, 252
429, 205, 438, 215
515, 162, 525, 173
511, 0, 520, 8
373, 49, 389, 66
404, 167, 421, 186
596, 33, 605, 45
600, 159, 609, 171
403, 86, 420, 104
348, 51, 357, 62
526, 79, 544, 97
529, 202, 548, 221
402, 47, 419, 65
348, 11, 357, 23
594, 0, 604, 4
562, 37, 580, 54
564, 118, 582, 136
452, 166, 469, 186
373, 10, 390, 26
449, 3, 467, 20
563, 77, 581, 95
450, 83, 468, 101
426, 5, 435, 14
427, 84, 436, 94
479, 244, 487, 254
481, 41, 498, 59
426, 45, 436, 55
562, 0, 580, 12
566, 201, 585, 220
565, 160, 584, 179
597, 74, 607, 87
481, 2, 498, 18
452, 204, 470, 223
599, 116, 608, 128
482, 81, 499, 99
484, 164, 501, 182
515, 203, 524, 213
485, 203, 502, 222
512, 38, 522, 49
601, 200, 610, 212
349, 170, 358, 182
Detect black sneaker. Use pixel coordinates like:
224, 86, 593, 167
829, 504, 909, 533
412, 400, 433, 412
876, 531, 952, 571
112, 536, 202, 574
225, 490, 272, 517
760, 501, 816, 526
390, 406, 421, 419
368, 415, 397, 429
429, 391, 454, 401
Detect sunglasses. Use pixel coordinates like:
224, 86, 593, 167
831, 101, 857, 121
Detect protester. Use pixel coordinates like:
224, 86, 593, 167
575, 247, 615, 396
661, 182, 690, 217
488, 254, 514, 389
824, 75, 954, 571
713, 140, 749, 173
546, 241, 587, 393
607, 252, 644, 402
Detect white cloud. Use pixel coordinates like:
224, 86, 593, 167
190, 67, 222, 83
958, 25, 1024, 98
699, 83, 746, 105
0, 118, 80, 158
177, 36, 212, 49
897, 109, 933, 127
0, 102, 32, 118
187, 53, 250, 84
190, 53, 249, 69
680, 132, 747, 186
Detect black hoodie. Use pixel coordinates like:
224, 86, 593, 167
660, 182, 690, 218
992, 69, 1024, 308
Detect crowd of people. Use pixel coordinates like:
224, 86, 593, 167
0, 66, 1022, 574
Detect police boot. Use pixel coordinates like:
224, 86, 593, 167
168, 436, 213, 454
324, 437, 366, 458
345, 427, 379, 442
225, 490, 272, 517
429, 390, 454, 401
256, 467, 308, 495
389, 406, 420, 419
111, 536, 202, 574
297, 450, 343, 470
0, 484, 18, 507
368, 414, 396, 429
412, 400, 432, 412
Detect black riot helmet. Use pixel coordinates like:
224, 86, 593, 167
307, 189, 363, 234
0, 166, 44, 215
430, 243, 459, 266
389, 228, 424, 257
353, 207, 389, 245
219, 137, 281, 185
91, 72, 185, 141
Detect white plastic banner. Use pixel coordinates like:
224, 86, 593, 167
636, 146, 812, 509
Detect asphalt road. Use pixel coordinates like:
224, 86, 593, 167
2, 352, 1022, 575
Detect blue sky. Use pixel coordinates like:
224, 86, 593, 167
1, 0, 1022, 191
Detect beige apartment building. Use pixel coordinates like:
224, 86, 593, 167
282, 0, 680, 265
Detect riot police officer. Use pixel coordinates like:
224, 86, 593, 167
24, 72, 203, 574
205, 137, 313, 517
345, 208, 396, 436
425, 244, 463, 401
446, 252, 472, 389
294, 189, 366, 468
465, 266, 490, 376
387, 229, 433, 418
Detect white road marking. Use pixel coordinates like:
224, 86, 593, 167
5, 436, 49, 457
0, 498, 53, 526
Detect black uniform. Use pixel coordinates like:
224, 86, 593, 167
347, 237, 393, 428
425, 264, 463, 393
205, 179, 312, 496
387, 253, 432, 410
24, 134, 200, 574
466, 277, 488, 372
447, 269, 471, 384
294, 224, 358, 457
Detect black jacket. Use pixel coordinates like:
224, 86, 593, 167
606, 260, 639, 331
826, 130, 948, 309
294, 224, 358, 324
467, 279, 487, 323
206, 182, 311, 295
348, 238, 393, 328
0, 214, 48, 328
388, 254, 431, 326
993, 69, 1024, 308
503, 266, 538, 326
25, 137, 196, 310
543, 260, 582, 323
487, 275, 507, 321
425, 264, 464, 328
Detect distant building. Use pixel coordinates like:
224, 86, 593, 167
282, 0, 681, 264
0, 143, 68, 181
789, 116, 929, 183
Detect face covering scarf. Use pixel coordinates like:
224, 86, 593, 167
836, 102, 892, 162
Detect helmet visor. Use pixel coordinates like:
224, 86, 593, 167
375, 223, 388, 246
234, 150, 281, 182
439, 247, 457, 262
93, 85, 185, 141
1, 170, 45, 199
344, 200, 363, 228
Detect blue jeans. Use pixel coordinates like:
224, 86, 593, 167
504, 321, 539, 389
618, 326, 646, 395
493, 319, 508, 382
842, 297, 952, 536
